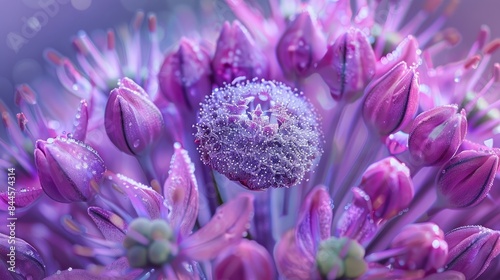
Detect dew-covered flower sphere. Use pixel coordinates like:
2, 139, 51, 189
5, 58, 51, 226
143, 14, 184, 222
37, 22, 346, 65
195, 79, 322, 190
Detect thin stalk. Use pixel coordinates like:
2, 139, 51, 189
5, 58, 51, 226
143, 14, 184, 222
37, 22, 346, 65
313, 101, 346, 188
332, 133, 381, 213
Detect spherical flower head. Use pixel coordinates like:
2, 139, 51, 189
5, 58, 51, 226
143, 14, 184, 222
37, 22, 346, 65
195, 79, 322, 190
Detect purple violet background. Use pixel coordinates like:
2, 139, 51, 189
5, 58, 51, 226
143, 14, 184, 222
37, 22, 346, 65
0, 0, 499, 113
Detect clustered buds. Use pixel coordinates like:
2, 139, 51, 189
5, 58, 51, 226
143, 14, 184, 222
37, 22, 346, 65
212, 21, 269, 86
445, 226, 500, 280
363, 61, 420, 137
158, 38, 212, 111
315, 237, 367, 279
123, 218, 176, 268
436, 149, 499, 209
408, 105, 467, 166
34, 137, 105, 203
105, 78, 164, 156
316, 28, 376, 103
195, 79, 322, 190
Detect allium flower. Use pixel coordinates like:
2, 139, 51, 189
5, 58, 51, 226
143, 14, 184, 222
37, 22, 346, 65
44, 144, 255, 279
3, 1, 500, 279
195, 79, 322, 190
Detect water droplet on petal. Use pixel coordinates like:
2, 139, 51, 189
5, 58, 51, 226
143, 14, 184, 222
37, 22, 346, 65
133, 139, 140, 148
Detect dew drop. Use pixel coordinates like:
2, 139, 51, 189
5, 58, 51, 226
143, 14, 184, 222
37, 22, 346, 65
133, 139, 140, 148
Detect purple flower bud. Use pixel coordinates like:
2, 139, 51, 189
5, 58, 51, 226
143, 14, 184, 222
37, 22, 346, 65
105, 78, 164, 156
212, 21, 269, 86
445, 226, 500, 280
195, 80, 322, 190
359, 157, 414, 221
408, 105, 467, 166
34, 137, 105, 203
389, 223, 448, 272
213, 240, 274, 280
316, 28, 376, 103
363, 62, 420, 136
436, 150, 499, 209
158, 38, 212, 111
276, 10, 326, 79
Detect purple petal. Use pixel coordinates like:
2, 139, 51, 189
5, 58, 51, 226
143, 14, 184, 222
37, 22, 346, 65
275, 230, 314, 280
109, 173, 164, 219
164, 143, 199, 236
104, 257, 143, 279
0, 234, 45, 279
0, 179, 43, 210
423, 271, 465, 280
44, 269, 114, 280
181, 193, 254, 261
88, 206, 127, 242
295, 187, 333, 258
336, 188, 378, 245
72, 99, 89, 142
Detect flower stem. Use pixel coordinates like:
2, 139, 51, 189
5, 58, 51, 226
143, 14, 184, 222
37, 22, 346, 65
312, 101, 346, 188
137, 153, 160, 192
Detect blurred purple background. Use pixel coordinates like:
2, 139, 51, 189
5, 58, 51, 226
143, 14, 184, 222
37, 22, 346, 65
1, 0, 499, 108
